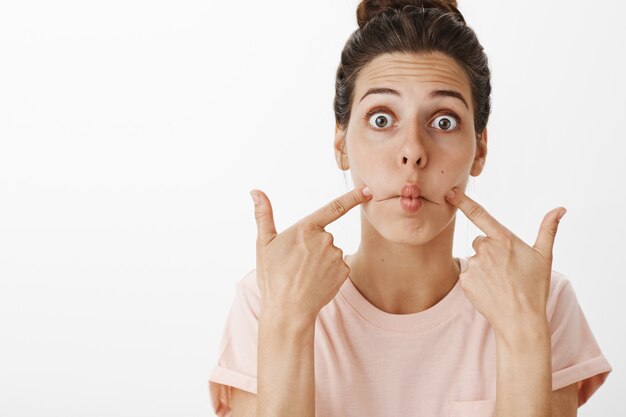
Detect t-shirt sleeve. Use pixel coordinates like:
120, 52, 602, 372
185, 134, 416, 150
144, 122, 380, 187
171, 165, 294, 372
208, 269, 260, 416
548, 271, 612, 408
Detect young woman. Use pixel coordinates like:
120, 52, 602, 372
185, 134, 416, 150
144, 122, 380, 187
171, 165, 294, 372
209, 1, 612, 416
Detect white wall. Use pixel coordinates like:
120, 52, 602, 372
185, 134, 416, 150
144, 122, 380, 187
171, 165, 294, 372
0, 0, 623, 415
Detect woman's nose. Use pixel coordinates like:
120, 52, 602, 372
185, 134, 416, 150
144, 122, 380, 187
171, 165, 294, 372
399, 126, 427, 168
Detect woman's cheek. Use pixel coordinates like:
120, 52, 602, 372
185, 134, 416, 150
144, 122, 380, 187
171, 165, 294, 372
348, 129, 398, 195
349, 145, 388, 196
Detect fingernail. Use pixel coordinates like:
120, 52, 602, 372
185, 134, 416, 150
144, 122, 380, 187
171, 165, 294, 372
446, 189, 455, 199
556, 209, 567, 221
362, 186, 372, 196
250, 191, 260, 205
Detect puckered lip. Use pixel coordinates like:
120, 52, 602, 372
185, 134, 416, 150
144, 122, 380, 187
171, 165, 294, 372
401, 183, 421, 198
370, 182, 441, 205
376, 195, 439, 205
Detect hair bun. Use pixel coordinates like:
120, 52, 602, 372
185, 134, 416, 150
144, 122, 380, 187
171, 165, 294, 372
356, 0, 460, 29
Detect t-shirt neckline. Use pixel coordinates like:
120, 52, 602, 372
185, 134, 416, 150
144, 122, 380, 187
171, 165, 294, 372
339, 256, 468, 333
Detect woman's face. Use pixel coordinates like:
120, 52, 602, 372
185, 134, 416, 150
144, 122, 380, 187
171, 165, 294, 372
334, 51, 487, 244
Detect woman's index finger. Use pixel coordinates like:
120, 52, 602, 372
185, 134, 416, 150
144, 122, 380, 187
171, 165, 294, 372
304, 186, 372, 229
446, 187, 509, 239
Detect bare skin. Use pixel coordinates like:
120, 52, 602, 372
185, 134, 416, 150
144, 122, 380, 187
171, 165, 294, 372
239, 50, 578, 417
334, 51, 487, 314
250, 185, 372, 417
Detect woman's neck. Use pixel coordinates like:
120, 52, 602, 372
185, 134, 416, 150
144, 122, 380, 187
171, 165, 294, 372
345, 215, 460, 315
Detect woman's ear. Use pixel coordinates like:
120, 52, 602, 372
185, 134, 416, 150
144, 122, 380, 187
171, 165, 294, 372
470, 127, 488, 177
334, 124, 349, 171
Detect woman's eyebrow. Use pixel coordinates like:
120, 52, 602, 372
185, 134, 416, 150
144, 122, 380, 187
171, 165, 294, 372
359, 87, 469, 110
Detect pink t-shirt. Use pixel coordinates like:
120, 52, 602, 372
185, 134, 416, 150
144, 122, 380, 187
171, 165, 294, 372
208, 256, 612, 416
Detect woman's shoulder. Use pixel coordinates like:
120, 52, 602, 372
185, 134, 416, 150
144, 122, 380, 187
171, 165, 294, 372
546, 267, 575, 320
549, 267, 571, 292
237, 267, 259, 291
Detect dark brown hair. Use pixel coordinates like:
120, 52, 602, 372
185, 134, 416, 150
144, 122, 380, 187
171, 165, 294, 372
334, 0, 491, 137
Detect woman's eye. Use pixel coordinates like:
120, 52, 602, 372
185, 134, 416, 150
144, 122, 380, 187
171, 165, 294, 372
430, 114, 458, 131
368, 112, 393, 129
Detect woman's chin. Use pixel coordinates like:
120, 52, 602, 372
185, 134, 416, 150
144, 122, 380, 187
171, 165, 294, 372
376, 223, 436, 245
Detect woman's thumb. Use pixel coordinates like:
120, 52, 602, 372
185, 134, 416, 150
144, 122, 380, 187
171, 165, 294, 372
250, 189, 277, 246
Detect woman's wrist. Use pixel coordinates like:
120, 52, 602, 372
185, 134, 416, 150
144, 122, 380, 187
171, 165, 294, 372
260, 306, 317, 333
494, 315, 551, 352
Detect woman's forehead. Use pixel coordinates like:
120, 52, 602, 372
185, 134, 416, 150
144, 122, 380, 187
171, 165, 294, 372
355, 51, 471, 101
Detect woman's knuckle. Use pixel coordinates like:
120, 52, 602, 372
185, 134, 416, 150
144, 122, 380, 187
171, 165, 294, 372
468, 204, 485, 220
331, 199, 347, 215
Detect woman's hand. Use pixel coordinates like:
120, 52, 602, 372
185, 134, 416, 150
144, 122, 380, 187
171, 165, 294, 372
444, 187, 567, 337
250, 186, 373, 321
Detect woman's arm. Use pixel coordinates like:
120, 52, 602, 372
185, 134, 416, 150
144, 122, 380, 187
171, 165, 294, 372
551, 383, 578, 416
231, 388, 257, 417
494, 316, 552, 417
257, 308, 316, 417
